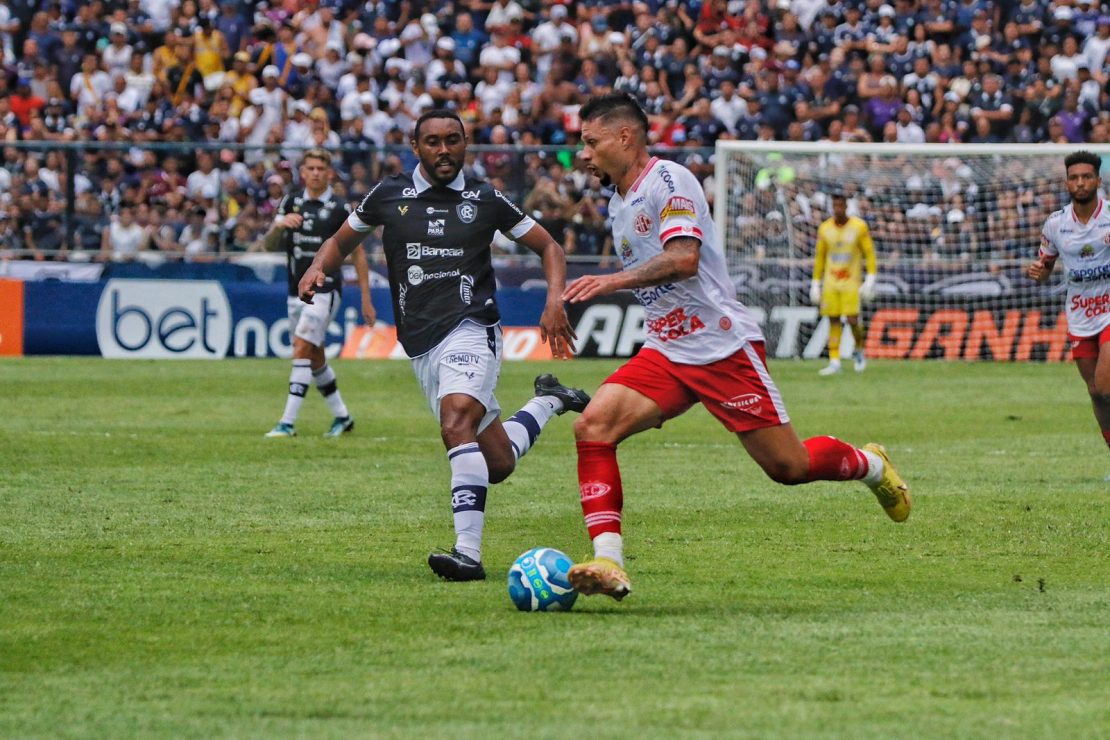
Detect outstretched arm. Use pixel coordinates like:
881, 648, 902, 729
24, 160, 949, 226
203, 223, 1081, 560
515, 223, 577, 359
562, 236, 700, 303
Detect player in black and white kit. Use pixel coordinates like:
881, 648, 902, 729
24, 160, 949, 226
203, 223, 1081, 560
256, 148, 373, 438
299, 110, 589, 581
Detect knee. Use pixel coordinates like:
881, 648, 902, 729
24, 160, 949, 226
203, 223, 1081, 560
573, 410, 612, 443
440, 420, 475, 449
762, 458, 810, 486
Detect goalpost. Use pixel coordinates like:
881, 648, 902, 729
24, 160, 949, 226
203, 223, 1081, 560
712, 142, 1110, 362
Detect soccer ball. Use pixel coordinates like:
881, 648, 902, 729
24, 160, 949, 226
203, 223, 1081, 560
507, 547, 578, 612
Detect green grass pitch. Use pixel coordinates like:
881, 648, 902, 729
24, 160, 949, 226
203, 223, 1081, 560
1, 357, 1107, 738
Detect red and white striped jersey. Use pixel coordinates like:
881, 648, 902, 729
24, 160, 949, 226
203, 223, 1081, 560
608, 157, 764, 364
1040, 198, 1110, 337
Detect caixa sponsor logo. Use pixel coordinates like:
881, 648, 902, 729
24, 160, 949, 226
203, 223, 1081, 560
96, 280, 232, 359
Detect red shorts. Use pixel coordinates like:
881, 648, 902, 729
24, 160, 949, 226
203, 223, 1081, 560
604, 342, 790, 433
1069, 324, 1110, 359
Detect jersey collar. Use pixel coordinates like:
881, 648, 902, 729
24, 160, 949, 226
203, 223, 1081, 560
301, 186, 333, 202
629, 156, 659, 194
413, 165, 465, 193
1070, 198, 1104, 223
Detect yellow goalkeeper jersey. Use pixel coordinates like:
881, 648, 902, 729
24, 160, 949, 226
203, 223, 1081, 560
813, 216, 876, 289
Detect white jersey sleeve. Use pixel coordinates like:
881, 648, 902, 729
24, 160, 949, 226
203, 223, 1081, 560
1041, 200, 1110, 337
611, 158, 763, 364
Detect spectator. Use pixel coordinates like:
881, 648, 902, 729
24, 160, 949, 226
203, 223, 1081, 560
100, 205, 151, 262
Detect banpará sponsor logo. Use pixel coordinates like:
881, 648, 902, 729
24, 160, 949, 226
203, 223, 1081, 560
291, 233, 323, 248
407, 265, 461, 286
407, 242, 463, 259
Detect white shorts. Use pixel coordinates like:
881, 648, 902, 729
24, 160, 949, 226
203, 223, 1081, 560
412, 321, 503, 433
287, 292, 341, 347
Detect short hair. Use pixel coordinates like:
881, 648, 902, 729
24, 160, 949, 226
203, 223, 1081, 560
579, 92, 650, 141
830, 192, 848, 202
412, 109, 465, 140
302, 147, 332, 166
1065, 150, 1102, 175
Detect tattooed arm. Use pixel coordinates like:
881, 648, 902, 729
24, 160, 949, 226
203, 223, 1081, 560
562, 237, 700, 303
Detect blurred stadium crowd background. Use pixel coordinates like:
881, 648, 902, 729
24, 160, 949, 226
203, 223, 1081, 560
0, 0, 1108, 265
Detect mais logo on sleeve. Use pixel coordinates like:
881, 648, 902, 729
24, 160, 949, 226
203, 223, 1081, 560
660, 196, 696, 221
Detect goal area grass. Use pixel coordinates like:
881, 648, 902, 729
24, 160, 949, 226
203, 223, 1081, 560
1, 357, 1106, 737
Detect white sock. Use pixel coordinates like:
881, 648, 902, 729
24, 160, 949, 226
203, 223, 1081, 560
312, 363, 350, 419
280, 359, 312, 425
592, 531, 624, 567
503, 397, 560, 461
861, 449, 884, 486
448, 442, 488, 562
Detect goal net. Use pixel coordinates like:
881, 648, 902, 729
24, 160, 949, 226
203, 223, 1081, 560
712, 142, 1109, 362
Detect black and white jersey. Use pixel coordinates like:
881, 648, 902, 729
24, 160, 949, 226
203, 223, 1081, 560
278, 187, 352, 297
348, 167, 536, 357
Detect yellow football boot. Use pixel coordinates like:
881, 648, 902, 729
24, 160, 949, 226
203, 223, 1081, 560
568, 557, 631, 601
863, 443, 911, 522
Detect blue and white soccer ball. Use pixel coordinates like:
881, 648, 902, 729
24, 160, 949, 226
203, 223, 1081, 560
507, 547, 578, 612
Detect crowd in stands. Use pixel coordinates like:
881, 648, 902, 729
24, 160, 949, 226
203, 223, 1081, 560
0, 0, 1108, 264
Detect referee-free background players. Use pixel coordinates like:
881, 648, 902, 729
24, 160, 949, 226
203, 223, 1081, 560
252, 147, 373, 438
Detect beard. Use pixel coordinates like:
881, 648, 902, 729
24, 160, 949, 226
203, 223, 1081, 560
1072, 189, 1097, 205
425, 156, 462, 185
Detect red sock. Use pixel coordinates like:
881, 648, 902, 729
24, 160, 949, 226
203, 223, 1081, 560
803, 436, 869, 481
577, 441, 623, 539
1102, 430, 1110, 449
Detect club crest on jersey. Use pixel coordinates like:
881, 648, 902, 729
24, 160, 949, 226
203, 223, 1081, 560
633, 212, 653, 235
457, 201, 477, 224
1104, 233, 1110, 245
660, 196, 696, 221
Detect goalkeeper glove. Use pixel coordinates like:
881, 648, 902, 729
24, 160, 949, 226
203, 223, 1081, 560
809, 280, 822, 306
860, 274, 877, 301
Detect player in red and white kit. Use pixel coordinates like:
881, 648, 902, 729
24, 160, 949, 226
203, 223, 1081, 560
562, 94, 911, 600
1027, 150, 1110, 449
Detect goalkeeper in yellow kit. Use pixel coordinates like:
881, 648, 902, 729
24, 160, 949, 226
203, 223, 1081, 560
810, 193, 877, 375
